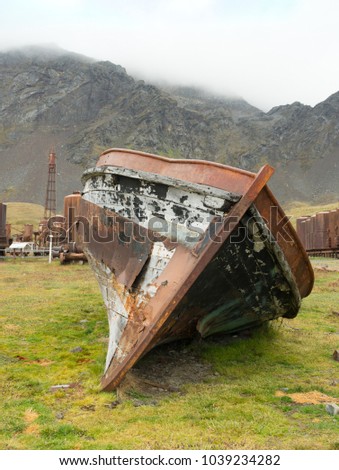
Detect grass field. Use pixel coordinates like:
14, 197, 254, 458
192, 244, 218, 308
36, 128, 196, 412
284, 201, 338, 229
5, 202, 45, 233
284, 201, 338, 218
0, 257, 338, 450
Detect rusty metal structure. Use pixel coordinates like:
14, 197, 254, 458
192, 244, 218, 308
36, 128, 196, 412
60, 192, 87, 264
22, 224, 34, 242
296, 209, 339, 257
29, 149, 58, 252
66, 148, 314, 391
44, 149, 57, 220
0, 202, 8, 256
8, 223, 33, 245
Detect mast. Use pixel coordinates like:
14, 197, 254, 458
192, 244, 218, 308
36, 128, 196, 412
44, 149, 57, 220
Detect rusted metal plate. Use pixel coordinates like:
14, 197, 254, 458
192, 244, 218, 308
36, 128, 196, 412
77, 198, 154, 289
96, 148, 257, 195
254, 187, 314, 297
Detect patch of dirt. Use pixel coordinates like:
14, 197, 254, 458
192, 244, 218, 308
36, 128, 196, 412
24, 409, 39, 424
24, 408, 40, 434
117, 340, 213, 402
275, 390, 338, 404
26, 359, 54, 366
24, 423, 40, 435
15, 356, 53, 366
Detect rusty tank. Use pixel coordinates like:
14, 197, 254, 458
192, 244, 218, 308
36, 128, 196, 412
67, 148, 314, 391
296, 209, 339, 257
0, 203, 8, 257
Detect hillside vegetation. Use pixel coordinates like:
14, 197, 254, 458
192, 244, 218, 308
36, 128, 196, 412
285, 201, 338, 219
5, 202, 44, 233
284, 201, 338, 229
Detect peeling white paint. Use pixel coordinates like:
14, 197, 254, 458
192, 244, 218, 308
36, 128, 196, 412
81, 168, 235, 248
84, 250, 129, 372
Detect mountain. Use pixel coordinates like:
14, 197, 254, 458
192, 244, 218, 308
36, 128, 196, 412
0, 46, 338, 209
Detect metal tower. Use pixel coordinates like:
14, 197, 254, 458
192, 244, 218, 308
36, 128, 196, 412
44, 150, 57, 220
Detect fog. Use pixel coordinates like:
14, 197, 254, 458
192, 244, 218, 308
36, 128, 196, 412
1, 0, 339, 111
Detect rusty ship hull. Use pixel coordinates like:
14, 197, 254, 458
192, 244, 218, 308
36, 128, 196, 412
69, 148, 314, 391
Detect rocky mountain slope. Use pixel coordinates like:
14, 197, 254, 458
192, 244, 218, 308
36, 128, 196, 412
0, 46, 338, 209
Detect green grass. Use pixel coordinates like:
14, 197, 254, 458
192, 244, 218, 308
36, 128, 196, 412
5, 202, 45, 231
283, 201, 338, 229
284, 201, 338, 218
0, 258, 338, 450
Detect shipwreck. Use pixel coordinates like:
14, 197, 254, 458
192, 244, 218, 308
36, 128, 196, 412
64, 148, 314, 391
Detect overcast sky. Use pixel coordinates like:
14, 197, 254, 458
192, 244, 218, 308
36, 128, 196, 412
1, 0, 338, 111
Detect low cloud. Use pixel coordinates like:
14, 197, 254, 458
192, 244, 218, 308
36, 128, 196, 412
1, 0, 339, 110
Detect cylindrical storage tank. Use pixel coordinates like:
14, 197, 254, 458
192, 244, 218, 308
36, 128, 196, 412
315, 212, 330, 250
328, 210, 339, 249
0, 203, 7, 256
23, 224, 34, 242
48, 214, 66, 245
38, 219, 48, 246
300, 220, 307, 250
5, 223, 11, 240
63, 192, 81, 243
296, 217, 309, 249
329, 209, 339, 249
304, 217, 311, 251
0, 203, 6, 240
310, 215, 317, 251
